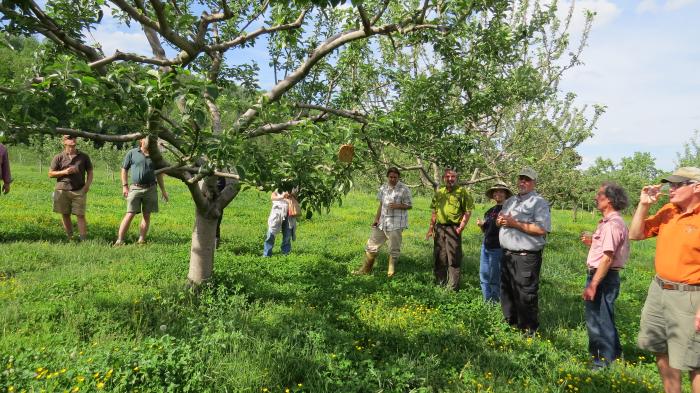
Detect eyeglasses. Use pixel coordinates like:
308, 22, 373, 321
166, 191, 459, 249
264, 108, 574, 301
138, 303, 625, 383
668, 180, 697, 189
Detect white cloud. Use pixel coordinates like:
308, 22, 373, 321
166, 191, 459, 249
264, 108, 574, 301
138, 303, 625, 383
559, 0, 621, 33
636, 0, 659, 13
664, 0, 698, 10
82, 5, 151, 56
637, 0, 698, 13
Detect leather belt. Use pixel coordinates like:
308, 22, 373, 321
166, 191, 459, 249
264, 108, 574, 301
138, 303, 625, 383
587, 267, 622, 274
654, 276, 700, 292
133, 183, 156, 188
504, 249, 541, 256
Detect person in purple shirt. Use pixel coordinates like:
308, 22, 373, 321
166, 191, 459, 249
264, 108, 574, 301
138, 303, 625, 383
580, 181, 630, 369
0, 143, 11, 194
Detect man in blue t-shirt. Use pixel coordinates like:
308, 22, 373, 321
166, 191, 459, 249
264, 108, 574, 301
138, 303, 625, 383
114, 137, 168, 245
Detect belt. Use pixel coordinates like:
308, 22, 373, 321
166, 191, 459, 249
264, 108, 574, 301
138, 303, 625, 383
132, 183, 156, 188
587, 267, 622, 274
504, 249, 541, 256
654, 276, 700, 292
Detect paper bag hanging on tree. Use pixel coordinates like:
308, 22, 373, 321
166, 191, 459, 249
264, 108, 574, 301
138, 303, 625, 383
338, 144, 354, 163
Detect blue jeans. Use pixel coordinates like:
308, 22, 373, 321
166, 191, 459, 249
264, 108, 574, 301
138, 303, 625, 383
584, 270, 621, 367
479, 245, 503, 302
263, 218, 292, 257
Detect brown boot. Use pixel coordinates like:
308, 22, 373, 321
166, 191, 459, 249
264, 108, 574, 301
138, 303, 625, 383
353, 252, 376, 275
387, 256, 396, 277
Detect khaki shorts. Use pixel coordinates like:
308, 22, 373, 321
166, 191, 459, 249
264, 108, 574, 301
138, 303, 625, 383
637, 278, 700, 370
365, 226, 403, 259
53, 189, 86, 216
126, 185, 158, 214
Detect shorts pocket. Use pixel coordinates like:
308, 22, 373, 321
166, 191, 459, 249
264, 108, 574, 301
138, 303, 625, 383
683, 332, 700, 369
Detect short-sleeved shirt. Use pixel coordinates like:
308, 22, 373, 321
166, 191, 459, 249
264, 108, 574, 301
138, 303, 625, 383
430, 186, 474, 225
498, 191, 551, 251
49, 150, 93, 191
481, 204, 503, 249
377, 181, 412, 231
122, 148, 156, 185
586, 211, 630, 269
642, 202, 700, 284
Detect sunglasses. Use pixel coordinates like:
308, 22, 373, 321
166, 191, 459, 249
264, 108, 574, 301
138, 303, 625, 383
668, 180, 697, 189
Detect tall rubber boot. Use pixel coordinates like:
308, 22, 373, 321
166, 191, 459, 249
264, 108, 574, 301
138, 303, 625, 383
352, 252, 376, 275
387, 256, 396, 277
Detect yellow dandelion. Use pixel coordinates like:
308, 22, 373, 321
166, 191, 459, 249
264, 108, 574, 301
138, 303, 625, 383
298, 383, 303, 387
96, 382, 105, 390
71, 387, 80, 393
133, 366, 140, 372
8, 387, 15, 392
76, 376, 85, 383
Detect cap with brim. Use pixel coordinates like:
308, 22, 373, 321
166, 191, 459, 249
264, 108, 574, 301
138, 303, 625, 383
485, 183, 513, 199
518, 167, 538, 181
660, 167, 700, 183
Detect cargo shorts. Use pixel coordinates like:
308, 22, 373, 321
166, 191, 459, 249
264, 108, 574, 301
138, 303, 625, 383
637, 278, 700, 371
53, 189, 86, 215
126, 184, 158, 214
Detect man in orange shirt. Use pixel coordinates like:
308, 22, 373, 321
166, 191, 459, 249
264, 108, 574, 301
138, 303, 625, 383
630, 167, 700, 393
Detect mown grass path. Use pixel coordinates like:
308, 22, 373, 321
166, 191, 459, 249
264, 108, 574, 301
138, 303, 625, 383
0, 158, 670, 392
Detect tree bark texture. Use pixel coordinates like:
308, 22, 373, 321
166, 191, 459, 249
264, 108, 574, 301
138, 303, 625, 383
187, 209, 220, 284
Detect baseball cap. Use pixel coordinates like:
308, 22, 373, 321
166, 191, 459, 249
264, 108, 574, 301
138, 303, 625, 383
518, 167, 538, 181
660, 167, 700, 183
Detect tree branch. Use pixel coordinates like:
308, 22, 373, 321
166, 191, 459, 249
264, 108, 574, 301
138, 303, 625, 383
209, 9, 308, 52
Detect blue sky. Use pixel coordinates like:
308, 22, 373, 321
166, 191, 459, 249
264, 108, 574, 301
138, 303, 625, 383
559, 0, 700, 170
88, 0, 700, 171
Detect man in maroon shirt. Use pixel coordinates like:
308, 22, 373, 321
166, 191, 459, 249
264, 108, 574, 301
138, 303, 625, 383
48, 135, 93, 241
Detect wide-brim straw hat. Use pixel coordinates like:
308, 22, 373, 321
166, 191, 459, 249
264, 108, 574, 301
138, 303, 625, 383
485, 182, 513, 200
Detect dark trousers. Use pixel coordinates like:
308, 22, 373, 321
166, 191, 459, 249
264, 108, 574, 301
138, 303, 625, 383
433, 224, 463, 291
585, 270, 621, 367
500, 250, 542, 332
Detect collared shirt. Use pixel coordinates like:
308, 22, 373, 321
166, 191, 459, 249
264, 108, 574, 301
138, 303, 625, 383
643, 202, 700, 284
122, 148, 156, 185
49, 150, 93, 191
499, 191, 551, 251
377, 181, 412, 231
430, 186, 474, 225
586, 211, 630, 269
0, 143, 10, 185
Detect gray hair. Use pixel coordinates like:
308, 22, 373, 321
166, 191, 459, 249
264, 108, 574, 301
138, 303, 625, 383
602, 182, 629, 211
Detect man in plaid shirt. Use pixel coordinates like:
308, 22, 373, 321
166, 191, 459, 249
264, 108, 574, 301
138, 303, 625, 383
353, 167, 413, 277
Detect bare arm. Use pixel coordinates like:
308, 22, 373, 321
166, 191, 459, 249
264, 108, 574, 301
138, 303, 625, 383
157, 173, 168, 202
582, 251, 613, 301
82, 169, 93, 193
629, 185, 660, 240
425, 211, 437, 239
373, 203, 381, 225
456, 211, 471, 235
48, 166, 76, 178
497, 214, 547, 236
121, 168, 129, 197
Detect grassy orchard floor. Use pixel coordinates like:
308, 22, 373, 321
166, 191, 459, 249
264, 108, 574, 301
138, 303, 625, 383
0, 161, 671, 392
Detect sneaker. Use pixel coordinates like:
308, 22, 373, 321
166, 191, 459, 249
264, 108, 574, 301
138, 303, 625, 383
112, 240, 126, 247
136, 238, 147, 245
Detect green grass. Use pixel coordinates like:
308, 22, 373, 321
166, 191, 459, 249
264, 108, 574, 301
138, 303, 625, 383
0, 152, 675, 392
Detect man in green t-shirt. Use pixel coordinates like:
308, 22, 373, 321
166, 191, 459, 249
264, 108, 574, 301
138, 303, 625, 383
426, 168, 474, 291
